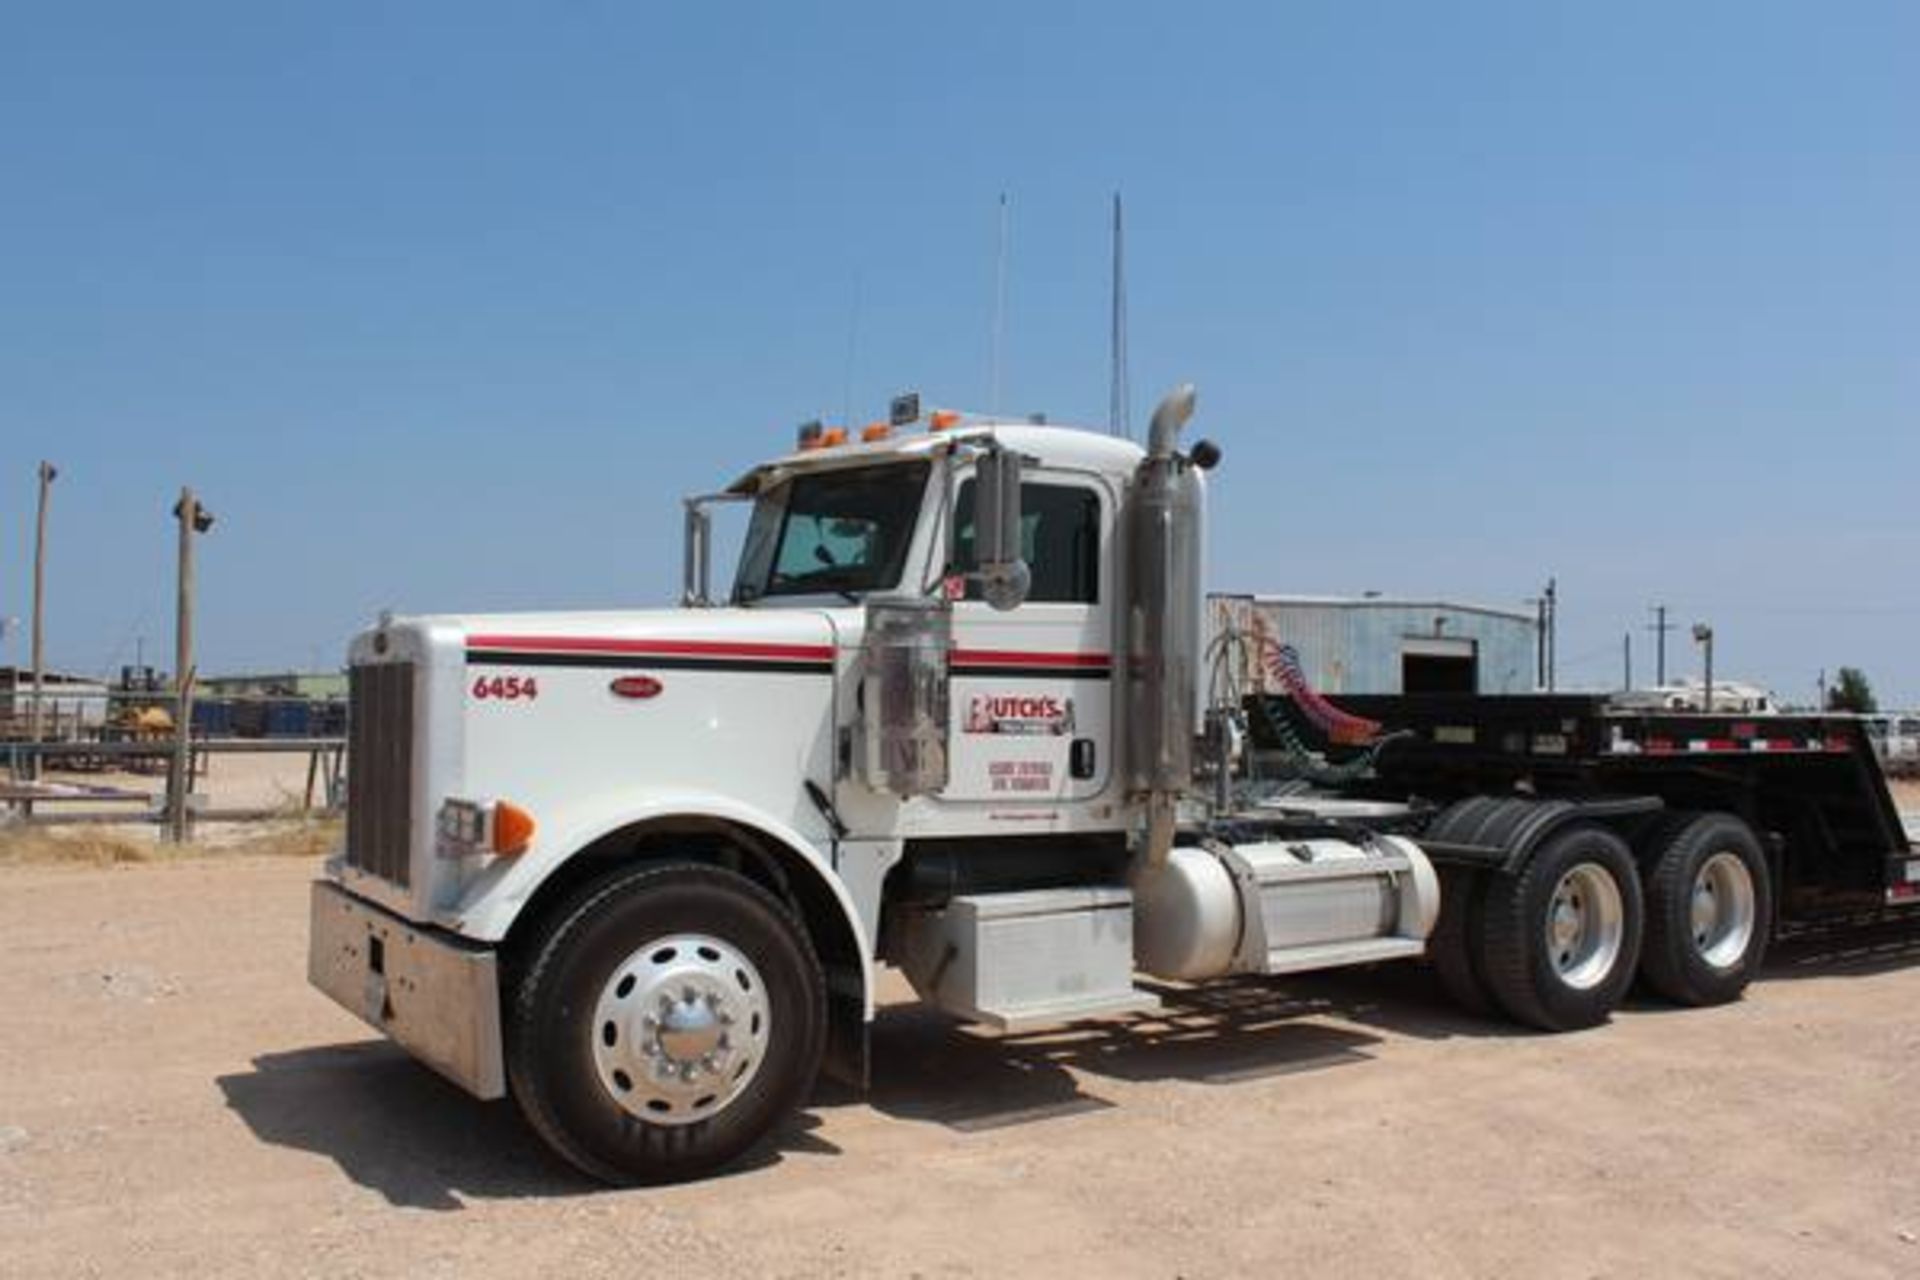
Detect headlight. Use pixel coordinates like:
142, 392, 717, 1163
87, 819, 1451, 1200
436, 798, 536, 858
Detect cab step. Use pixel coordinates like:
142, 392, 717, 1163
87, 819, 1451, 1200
1256, 935, 1426, 976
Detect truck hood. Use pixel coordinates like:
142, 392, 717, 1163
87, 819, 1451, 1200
389, 606, 844, 666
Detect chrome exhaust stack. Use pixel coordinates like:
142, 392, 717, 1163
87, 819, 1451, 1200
1126, 384, 1203, 867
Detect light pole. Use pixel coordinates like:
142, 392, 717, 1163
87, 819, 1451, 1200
28, 461, 56, 768
167, 489, 215, 843
1692, 622, 1715, 714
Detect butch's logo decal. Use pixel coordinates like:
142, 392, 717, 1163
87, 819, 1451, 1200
964, 693, 1075, 736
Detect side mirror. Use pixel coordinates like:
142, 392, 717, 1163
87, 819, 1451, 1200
972, 445, 1030, 611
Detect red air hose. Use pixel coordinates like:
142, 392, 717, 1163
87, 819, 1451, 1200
1259, 640, 1383, 746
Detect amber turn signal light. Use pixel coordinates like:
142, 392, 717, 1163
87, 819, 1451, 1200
492, 801, 536, 856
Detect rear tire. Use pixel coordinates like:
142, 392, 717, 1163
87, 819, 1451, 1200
1481, 824, 1643, 1031
1638, 812, 1771, 1006
1429, 866, 1497, 1017
506, 862, 826, 1185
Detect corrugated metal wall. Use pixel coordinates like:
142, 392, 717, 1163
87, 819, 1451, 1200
1209, 595, 1536, 695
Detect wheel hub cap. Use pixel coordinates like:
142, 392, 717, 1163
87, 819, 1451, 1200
591, 933, 770, 1127
1544, 863, 1625, 991
658, 995, 723, 1062
1689, 851, 1756, 970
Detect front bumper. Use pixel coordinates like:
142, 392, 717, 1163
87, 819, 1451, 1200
307, 879, 506, 1099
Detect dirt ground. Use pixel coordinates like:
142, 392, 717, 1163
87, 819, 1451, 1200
3, 856, 1919, 1278
1892, 776, 1920, 814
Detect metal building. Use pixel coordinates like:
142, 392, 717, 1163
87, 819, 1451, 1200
1209, 594, 1537, 696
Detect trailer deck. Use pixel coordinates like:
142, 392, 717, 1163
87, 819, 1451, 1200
1260, 694, 1920, 921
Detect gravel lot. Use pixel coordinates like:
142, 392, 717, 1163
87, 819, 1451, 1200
3, 854, 1919, 1279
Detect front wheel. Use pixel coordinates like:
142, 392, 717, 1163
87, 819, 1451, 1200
1638, 812, 1771, 1007
1480, 824, 1644, 1031
506, 862, 826, 1185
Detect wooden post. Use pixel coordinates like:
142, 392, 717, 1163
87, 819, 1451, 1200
28, 461, 56, 773
167, 488, 212, 843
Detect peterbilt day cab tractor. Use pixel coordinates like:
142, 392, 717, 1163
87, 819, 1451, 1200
311, 386, 1920, 1184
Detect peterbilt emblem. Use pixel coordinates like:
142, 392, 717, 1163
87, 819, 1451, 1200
610, 675, 664, 700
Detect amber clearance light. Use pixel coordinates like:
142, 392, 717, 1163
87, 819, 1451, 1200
491, 801, 537, 856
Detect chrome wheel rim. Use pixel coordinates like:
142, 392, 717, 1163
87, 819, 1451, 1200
1544, 863, 1625, 990
1690, 852, 1756, 970
591, 933, 770, 1127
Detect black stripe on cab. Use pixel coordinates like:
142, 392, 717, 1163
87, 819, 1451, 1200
468, 650, 831, 675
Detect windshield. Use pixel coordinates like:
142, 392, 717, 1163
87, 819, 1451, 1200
733, 461, 931, 603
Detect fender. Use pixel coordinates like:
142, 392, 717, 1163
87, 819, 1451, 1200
1418, 794, 1665, 874
442, 789, 875, 1018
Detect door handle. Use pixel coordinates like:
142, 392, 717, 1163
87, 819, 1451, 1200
1070, 738, 1096, 780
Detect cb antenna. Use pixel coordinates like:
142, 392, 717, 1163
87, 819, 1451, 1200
1108, 190, 1131, 439
990, 192, 1009, 418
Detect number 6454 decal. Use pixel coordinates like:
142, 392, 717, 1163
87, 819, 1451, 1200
472, 674, 539, 701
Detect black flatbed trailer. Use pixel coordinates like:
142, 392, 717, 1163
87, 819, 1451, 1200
1308, 694, 1919, 922
1246, 691, 1919, 1029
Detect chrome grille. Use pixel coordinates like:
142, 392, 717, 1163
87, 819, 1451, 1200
347, 662, 415, 887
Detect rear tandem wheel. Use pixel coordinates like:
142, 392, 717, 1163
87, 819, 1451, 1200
1478, 823, 1645, 1032
1637, 811, 1772, 1007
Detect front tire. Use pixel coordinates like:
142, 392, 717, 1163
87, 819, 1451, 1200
1638, 812, 1771, 1007
506, 862, 826, 1185
1481, 824, 1643, 1031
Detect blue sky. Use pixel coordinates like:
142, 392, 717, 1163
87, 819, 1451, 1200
3, 2, 1916, 703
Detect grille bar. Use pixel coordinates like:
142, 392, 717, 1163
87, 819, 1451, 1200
347, 662, 415, 887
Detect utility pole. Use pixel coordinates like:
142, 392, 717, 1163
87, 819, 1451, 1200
1817, 668, 1828, 711
28, 461, 57, 775
167, 488, 215, 843
1545, 577, 1558, 693
1528, 595, 1548, 689
1623, 631, 1632, 692
1648, 604, 1674, 687
1692, 622, 1715, 714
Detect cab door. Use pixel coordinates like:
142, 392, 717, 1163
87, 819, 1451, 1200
941, 468, 1115, 806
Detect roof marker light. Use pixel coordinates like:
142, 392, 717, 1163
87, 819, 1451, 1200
861, 422, 892, 443
929, 409, 962, 432
819, 426, 848, 447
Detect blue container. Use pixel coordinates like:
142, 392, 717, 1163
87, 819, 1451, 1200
191, 699, 234, 736
264, 699, 314, 738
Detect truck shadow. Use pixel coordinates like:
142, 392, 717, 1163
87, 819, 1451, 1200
219, 965, 1524, 1202
215, 1042, 837, 1210
1763, 914, 1920, 981
847, 964, 1515, 1133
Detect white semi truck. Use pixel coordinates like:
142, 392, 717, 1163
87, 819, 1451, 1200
311, 386, 1919, 1184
